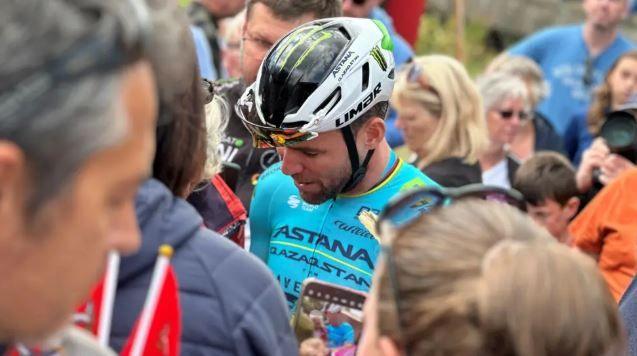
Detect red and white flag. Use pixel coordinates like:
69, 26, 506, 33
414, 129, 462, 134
74, 251, 120, 346
121, 245, 181, 356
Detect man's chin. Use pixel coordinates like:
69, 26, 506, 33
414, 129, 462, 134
299, 191, 330, 205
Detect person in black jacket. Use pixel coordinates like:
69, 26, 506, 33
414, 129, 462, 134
109, 2, 296, 354
393, 55, 489, 187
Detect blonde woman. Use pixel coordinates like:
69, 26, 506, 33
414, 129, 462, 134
358, 199, 623, 356
393, 55, 489, 187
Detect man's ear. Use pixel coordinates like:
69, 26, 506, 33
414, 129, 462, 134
363, 117, 386, 149
564, 196, 580, 221
379, 335, 402, 356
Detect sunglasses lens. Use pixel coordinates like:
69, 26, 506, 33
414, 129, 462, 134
499, 111, 514, 119
352, 0, 366, 4
382, 190, 444, 229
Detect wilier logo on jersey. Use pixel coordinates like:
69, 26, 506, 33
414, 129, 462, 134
335, 82, 382, 128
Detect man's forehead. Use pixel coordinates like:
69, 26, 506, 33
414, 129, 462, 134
246, 4, 316, 32
288, 131, 337, 149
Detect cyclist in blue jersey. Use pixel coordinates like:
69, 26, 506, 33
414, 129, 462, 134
236, 17, 439, 309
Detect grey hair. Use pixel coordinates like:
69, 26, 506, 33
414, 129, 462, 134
487, 54, 548, 106
477, 72, 529, 112
0, 0, 141, 217
203, 96, 230, 178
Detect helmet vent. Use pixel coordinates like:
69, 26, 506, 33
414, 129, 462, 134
313, 88, 341, 116
362, 62, 370, 92
338, 26, 351, 40
388, 68, 395, 80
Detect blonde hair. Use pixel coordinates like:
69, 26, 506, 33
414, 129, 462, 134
202, 95, 229, 179
392, 55, 489, 167
376, 200, 622, 356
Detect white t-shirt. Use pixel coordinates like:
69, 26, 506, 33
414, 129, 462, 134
481, 159, 510, 189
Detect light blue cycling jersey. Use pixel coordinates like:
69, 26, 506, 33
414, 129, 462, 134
249, 152, 439, 309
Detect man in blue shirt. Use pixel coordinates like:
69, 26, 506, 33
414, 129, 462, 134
508, 0, 634, 135
325, 305, 355, 348
241, 18, 438, 308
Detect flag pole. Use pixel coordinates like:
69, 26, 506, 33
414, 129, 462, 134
97, 251, 120, 346
129, 245, 174, 356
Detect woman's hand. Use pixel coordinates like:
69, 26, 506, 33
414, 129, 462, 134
576, 138, 609, 192
599, 154, 635, 185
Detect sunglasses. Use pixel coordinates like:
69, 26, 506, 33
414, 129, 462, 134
352, 0, 367, 4
236, 85, 318, 148
376, 184, 525, 353
498, 110, 531, 121
377, 184, 525, 232
405, 62, 440, 97
583, 56, 594, 88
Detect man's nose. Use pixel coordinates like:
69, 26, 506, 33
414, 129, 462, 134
108, 202, 142, 256
279, 148, 303, 176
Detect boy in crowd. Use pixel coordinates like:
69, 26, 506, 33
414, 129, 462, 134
513, 152, 580, 243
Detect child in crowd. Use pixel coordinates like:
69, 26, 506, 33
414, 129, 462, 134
513, 152, 580, 244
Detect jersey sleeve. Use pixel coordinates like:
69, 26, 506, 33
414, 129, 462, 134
248, 163, 282, 263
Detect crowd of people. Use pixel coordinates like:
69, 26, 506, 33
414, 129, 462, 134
3, 0, 637, 355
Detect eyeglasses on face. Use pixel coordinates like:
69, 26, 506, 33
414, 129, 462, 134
352, 0, 367, 5
497, 110, 531, 121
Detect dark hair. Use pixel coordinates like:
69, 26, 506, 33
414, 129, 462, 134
350, 101, 389, 135
246, 0, 342, 21
146, 0, 207, 197
513, 151, 578, 206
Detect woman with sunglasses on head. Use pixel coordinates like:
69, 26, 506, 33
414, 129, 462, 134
358, 197, 623, 356
393, 55, 489, 187
477, 71, 529, 189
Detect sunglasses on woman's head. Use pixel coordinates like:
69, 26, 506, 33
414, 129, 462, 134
377, 184, 526, 233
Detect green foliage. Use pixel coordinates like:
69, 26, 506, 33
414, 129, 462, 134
414, 13, 499, 76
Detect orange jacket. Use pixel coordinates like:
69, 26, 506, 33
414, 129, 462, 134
570, 168, 637, 301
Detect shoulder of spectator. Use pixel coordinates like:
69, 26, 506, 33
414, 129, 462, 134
508, 24, 577, 53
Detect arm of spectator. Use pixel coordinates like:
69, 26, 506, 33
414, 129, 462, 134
576, 138, 609, 192
563, 111, 593, 166
384, 110, 404, 148
507, 28, 555, 62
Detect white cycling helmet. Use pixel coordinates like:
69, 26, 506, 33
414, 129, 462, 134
237, 17, 395, 192
237, 16, 395, 147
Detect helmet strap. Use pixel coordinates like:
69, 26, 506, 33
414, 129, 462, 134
340, 125, 375, 193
